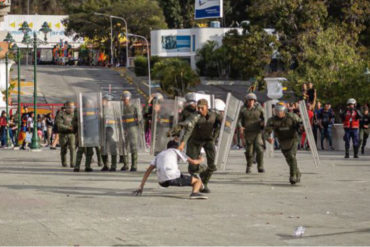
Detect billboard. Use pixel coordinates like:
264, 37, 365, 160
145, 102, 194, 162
195, 0, 223, 19
161, 35, 191, 53
0, 15, 83, 48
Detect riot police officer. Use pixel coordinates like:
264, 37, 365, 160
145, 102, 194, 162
341, 98, 362, 158
360, 106, 369, 155
56, 101, 77, 168
120, 91, 141, 172
264, 103, 303, 185
179, 99, 223, 193
238, 93, 265, 173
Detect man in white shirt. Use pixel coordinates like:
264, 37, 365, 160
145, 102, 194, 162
134, 141, 208, 199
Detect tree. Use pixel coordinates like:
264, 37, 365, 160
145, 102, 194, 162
153, 58, 200, 97
64, 0, 167, 40
10, 0, 65, 14
157, 0, 194, 28
287, 26, 370, 108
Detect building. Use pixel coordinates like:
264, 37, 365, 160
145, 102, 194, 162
151, 27, 275, 70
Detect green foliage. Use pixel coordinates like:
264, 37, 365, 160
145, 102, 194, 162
64, 0, 167, 41
287, 26, 370, 107
134, 56, 148, 76
196, 26, 278, 81
153, 58, 200, 97
157, 0, 194, 28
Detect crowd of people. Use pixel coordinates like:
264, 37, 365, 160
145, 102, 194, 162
0, 84, 368, 199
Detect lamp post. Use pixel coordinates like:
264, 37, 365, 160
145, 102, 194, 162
94, 13, 129, 68
19, 21, 31, 66
3, 33, 15, 148
18, 21, 51, 150
128, 33, 151, 96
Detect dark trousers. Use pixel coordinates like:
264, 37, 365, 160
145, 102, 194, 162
344, 128, 359, 149
321, 126, 333, 148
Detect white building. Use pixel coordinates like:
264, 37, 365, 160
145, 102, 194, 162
151, 27, 275, 70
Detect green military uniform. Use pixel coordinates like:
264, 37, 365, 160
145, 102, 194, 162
182, 105, 223, 189
101, 102, 121, 171
121, 102, 141, 171
264, 112, 303, 185
56, 109, 77, 168
238, 102, 265, 173
168, 104, 198, 138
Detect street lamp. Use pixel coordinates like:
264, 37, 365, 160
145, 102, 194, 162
18, 21, 51, 150
127, 33, 151, 96
3, 33, 15, 148
19, 21, 32, 66
94, 12, 129, 68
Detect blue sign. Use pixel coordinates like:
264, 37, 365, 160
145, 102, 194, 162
195, 0, 223, 19
161, 35, 191, 53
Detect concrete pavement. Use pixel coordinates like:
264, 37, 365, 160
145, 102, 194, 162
0, 148, 369, 245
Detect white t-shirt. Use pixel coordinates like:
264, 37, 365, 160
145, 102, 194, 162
150, 148, 188, 183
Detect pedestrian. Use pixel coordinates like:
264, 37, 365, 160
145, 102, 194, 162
359, 106, 369, 155
318, 103, 335, 150
312, 101, 322, 145
300, 103, 314, 150
178, 99, 223, 193
133, 140, 207, 200
45, 113, 54, 146
307, 82, 317, 105
0, 111, 7, 147
56, 102, 77, 167
9, 115, 17, 145
264, 103, 304, 185
340, 98, 362, 158
50, 108, 64, 149
238, 93, 265, 173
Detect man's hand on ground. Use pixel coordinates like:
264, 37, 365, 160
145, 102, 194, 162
133, 188, 143, 196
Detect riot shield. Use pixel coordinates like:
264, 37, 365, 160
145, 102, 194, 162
215, 93, 243, 171
298, 100, 320, 167
151, 99, 176, 155
78, 92, 102, 147
101, 101, 124, 156
121, 98, 147, 153
174, 96, 186, 125
264, 100, 274, 158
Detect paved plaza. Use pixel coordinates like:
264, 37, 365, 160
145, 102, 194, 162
0, 148, 369, 245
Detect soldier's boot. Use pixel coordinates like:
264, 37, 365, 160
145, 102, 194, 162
296, 169, 301, 183
361, 146, 365, 155
120, 155, 129, 171
345, 148, 350, 158
101, 155, 109, 171
245, 152, 252, 174
130, 153, 138, 172
96, 148, 103, 167
257, 154, 265, 173
354, 146, 359, 158
61, 154, 67, 167
85, 155, 93, 172
74, 150, 83, 172
119, 155, 124, 164
110, 155, 117, 172
200, 169, 213, 193
289, 166, 297, 185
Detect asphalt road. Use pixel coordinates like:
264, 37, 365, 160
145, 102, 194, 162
0, 148, 369, 245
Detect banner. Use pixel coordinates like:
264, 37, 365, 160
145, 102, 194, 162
195, 0, 223, 20
161, 35, 191, 53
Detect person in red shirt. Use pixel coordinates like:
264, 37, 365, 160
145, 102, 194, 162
341, 98, 362, 158
300, 103, 314, 149
0, 111, 7, 147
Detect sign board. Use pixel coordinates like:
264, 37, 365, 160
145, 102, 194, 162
0, 42, 8, 59
0, 15, 83, 48
195, 0, 223, 19
161, 35, 191, 53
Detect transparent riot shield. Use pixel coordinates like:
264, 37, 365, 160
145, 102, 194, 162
78, 92, 102, 147
151, 99, 176, 155
101, 101, 124, 156
215, 93, 243, 171
264, 100, 274, 158
174, 96, 186, 125
298, 100, 320, 167
121, 98, 147, 153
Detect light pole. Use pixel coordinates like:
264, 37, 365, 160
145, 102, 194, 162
19, 21, 31, 66
19, 21, 51, 150
3, 33, 15, 148
94, 13, 129, 68
128, 33, 151, 96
